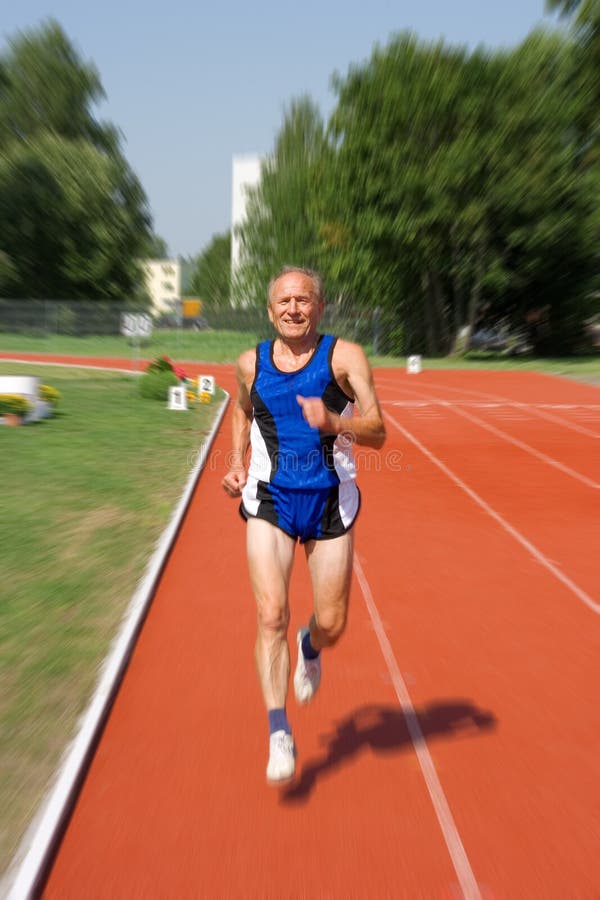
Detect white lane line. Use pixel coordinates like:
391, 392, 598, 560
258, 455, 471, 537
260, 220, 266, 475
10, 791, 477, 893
443, 403, 598, 490
384, 411, 600, 615
382, 400, 600, 411
376, 376, 600, 439
525, 406, 599, 438
353, 555, 482, 900
0, 357, 142, 375
382, 384, 599, 490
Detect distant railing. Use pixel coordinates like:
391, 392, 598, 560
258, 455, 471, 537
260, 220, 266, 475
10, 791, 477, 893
0, 299, 407, 356
0, 299, 144, 336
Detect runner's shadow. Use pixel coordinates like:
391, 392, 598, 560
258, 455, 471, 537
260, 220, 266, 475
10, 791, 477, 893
280, 700, 497, 804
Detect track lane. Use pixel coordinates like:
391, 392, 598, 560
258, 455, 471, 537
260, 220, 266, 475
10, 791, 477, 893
42, 367, 466, 898
375, 368, 600, 404
8, 355, 599, 897
380, 380, 599, 487
353, 385, 600, 897
376, 386, 598, 603
376, 369, 600, 439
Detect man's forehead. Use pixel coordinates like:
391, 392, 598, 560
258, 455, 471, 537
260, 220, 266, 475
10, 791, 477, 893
272, 273, 316, 297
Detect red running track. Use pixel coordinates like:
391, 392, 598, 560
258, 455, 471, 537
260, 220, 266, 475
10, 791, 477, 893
4, 355, 599, 898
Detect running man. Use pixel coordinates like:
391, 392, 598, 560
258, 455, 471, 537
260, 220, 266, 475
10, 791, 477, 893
222, 266, 386, 783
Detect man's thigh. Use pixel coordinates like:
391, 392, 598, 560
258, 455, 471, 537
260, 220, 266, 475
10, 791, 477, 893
246, 517, 296, 609
304, 530, 354, 614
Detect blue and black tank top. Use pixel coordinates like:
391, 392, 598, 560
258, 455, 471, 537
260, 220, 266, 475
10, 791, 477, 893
248, 334, 357, 490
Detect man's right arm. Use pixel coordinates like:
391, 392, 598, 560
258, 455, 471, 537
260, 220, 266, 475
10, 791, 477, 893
222, 350, 255, 497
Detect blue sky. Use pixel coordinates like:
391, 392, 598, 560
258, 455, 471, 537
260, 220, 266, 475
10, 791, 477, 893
1, 1, 560, 258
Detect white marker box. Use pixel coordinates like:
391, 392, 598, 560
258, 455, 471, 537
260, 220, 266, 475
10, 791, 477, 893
168, 385, 188, 410
407, 355, 422, 375
198, 375, 216, 396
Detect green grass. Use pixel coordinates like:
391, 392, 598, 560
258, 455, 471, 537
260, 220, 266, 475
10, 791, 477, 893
1, 329, 598, 377
370, 351, 600, 377
0, 362, 225, 874
0, 329, 258, 363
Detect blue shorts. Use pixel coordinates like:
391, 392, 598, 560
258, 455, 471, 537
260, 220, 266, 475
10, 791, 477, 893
240, 476, 360, 543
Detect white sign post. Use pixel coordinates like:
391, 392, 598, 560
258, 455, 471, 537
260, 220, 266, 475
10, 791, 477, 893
198, 375, 215, 403
120, 313, 153, 372
407, 355, 422, 375
168, 385, 188, 410
120, 313, 153, 339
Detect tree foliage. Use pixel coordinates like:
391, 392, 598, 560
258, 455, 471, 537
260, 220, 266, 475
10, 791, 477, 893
546, 0, 600, 159
237, 29, 600, 354
144, 234, 170, 259
189, 231, 231, 307
234, 96, 329, 307
0, 20, 117, 153
0, 135, 150, 299
0, 21, 151, 300
546, 0, 597, 24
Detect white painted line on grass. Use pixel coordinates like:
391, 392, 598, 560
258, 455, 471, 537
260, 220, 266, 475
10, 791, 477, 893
353, 555, 482, 900
384, 411, 600, 616
2, 393, 230, 900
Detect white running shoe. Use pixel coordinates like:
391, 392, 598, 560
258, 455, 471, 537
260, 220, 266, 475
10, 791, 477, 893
266, 730, 295, 783
294, 627, 321, 704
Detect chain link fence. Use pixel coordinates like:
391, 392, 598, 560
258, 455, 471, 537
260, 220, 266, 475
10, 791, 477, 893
0, 299, 406, 356
0, 299, 142, 336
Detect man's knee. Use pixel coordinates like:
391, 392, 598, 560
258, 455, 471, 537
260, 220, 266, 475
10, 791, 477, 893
257, 601, 289, 635
314, 605, 347, 645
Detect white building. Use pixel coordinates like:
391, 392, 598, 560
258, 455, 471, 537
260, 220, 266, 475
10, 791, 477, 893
140, 258, 181, 316
231, 154, 262, 276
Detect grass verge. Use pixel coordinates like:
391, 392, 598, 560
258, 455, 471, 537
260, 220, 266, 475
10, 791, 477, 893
1, 330, 598, 377
0, 362, 224, 874
370, 351, 600, 377
0, 329, 258, 363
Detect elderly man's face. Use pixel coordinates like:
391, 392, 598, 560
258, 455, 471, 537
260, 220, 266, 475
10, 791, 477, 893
267, 272, 324, 343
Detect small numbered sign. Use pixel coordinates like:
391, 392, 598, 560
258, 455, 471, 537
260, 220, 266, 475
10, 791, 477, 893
198, 375, 215, 395
198, 375, 215, 403
168, 385, 188, 410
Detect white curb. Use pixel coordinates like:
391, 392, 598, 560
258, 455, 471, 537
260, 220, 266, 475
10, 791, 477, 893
2, 392, 230, 900
0, 357, 143, 376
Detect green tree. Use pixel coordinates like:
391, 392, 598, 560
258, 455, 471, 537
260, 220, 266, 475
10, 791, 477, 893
231, 27, 599, 354
189, 232, 232, 307
546, 0, 600, 163
235, 96, 329, 306
0, 135, 150, 299
546, 0, 597, 22
0, 19, 117, 153
0, 21, 152, 300
144, 234, 170, 258
328, 31, 599, 353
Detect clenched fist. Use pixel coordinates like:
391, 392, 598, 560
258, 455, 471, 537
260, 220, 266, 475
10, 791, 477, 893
222, 466, 247, 497
296, 395, 339, 434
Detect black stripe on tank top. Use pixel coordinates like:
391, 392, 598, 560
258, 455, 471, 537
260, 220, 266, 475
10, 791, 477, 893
319, 431, 337, 474
319, 341, 354, 474
321, 378, 351, 414
321, 337, 353, 415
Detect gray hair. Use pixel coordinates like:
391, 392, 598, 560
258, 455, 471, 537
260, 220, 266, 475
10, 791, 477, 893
267, 265, 324, 305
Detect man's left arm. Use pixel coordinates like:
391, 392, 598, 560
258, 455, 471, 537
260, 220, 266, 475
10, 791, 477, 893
296, 341, 386, 448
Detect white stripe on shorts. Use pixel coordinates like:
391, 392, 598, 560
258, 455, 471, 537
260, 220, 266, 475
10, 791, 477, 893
338, 479, 360, 529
